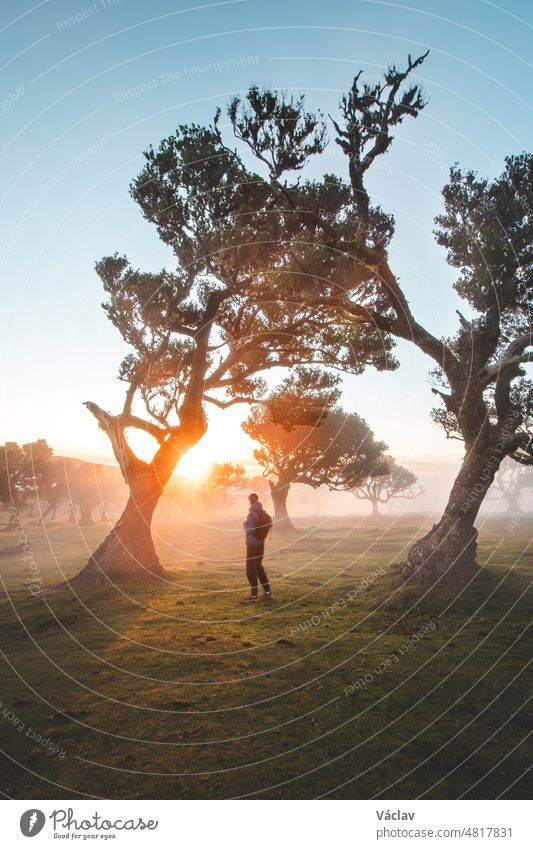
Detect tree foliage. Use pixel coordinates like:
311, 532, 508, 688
427, 154, 533, 461
243, 406, 387, 492
88, 117, 397, 484
202, 462, 247, 497
0, 440, 53, 508
215, 57, 531, 474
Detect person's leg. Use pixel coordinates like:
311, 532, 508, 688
246, 545, 259, 597
254, 544, 271, 595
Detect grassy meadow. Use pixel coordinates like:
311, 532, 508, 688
0, 510, 531, 799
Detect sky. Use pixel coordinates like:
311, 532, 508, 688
1, 0, 532, 489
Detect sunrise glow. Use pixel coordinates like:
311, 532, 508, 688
1, 0, 531, 812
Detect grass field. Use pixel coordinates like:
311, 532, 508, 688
0, 511, 531, 799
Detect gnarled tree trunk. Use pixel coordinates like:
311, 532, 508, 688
401, 439, 504, 582
69, 400, 203, 585
269, 479, 294, 531
73, 468, 164, 584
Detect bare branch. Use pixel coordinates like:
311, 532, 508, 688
84, 402, 143, 477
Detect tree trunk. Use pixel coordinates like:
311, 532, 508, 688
503, 487, 522, 517
370, 498, 381, 517
77, 501, 95, 527
400, 442, 503, 582
71, 472, 165, 585
73, 399, 206, 585
4, 507, 18, 531
270, 481, 294, 531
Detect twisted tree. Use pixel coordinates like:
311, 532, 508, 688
75, 123, 393, 584
220, 56, 532, 580
352, 456, 422, 517
243, 406, 387, 529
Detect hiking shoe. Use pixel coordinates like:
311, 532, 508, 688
259, 592, 273, 602
240, 595, 259, 604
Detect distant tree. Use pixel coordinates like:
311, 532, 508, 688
0, 443, 25, 528
352, 456, 422, 517
487, 460, 533, 516
35, 457, 125, 525
38, 476, 63, 521
75, 117, 392, 584
243, 406, 387, 530
222, 59, 532, 581
202, 461, 248, 508
0, 440, 53, 528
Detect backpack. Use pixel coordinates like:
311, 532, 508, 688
254, 508, 273, 541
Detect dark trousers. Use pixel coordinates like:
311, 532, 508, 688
246, 543, 270, 595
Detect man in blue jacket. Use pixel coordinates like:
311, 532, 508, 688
241, 493, 272, 604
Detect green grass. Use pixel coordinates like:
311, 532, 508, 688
0, 512, 531, 799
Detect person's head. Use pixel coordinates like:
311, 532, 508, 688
248, 492, 259, 505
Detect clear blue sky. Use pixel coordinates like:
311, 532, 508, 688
1, 0, 531, 480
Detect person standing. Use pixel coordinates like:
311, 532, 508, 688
241, 493, 273, 604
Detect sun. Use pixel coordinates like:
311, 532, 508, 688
175, 443, 214, 480
123, 407, 256, 481
124, 429, 216, 481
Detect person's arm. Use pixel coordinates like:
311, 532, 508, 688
246, 510, 257, 535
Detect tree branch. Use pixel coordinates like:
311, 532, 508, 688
480, 333, 533, 386
84, 402, 144, 477
122, 374, 141, 416
431, 387, 456, 412
204, 395, 267, 409
118, 413, 169, 444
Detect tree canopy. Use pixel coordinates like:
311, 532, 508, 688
90, 116, 398, 479
243, 405, 387, 528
